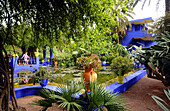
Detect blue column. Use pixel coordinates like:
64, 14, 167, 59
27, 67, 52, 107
35, 57, 39, 65
11, 55, 17, 69
43, 46, 47, 62
50, 48, 53, 64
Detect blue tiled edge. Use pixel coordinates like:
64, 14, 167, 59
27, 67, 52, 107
13, 69, 147, 99
14, 85, 42, 99
105, 69, 148, 94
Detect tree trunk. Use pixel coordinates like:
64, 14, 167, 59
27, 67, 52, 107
0, 42, 18, 110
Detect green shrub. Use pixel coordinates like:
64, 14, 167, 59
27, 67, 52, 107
107, 56, 115, 63
100, 56, 107, 61
76, 54, 101, 70
4, 45, 22, 57
111, 56, 131, 76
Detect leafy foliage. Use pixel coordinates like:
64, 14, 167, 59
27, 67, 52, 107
80, 73, 127, 111
35, 67, 52, 79
32, 88, 59, 111
148, 87, 170, 111
115, 44, 130, 57
76, 54, 101, 70
0, 0, 135, 110
33, 67, 53, 85
111, 56, 132, 76
33, 73, 127, 111
131, 33, 170, 86
49, 81, 84, 111
149, 12, 170, 35
129, 45, 148, 68
100, 56, 107, 61
33, 80, 84, 111
4, 45, 22, 57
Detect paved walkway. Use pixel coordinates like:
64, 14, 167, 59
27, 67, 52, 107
121, 75, 170, 111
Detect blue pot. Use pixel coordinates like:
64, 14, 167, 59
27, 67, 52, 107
136, 63, 140, 68
102, 61, 106, 66
41, 79, 49, 87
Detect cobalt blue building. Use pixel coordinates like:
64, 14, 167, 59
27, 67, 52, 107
121, 17, 157, 47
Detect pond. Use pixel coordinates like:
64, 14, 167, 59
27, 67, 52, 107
50, 66, 136, 86
15, 65, 138, 87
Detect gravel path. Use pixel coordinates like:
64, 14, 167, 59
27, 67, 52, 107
17, 75, 170, 111
17, 96, 43, 111
121, 75, 170, 111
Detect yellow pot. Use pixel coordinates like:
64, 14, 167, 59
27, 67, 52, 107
14, 82, 18, 86
35, 53, 39, 57
12, 54, 16, 57
117, 76, 124, 83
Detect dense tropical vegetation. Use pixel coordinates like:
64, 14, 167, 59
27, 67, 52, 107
1, 0, 169, 110
0, 0, 136, 110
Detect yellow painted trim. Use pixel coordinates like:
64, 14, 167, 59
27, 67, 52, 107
132, 19, 153, 24
134, 36, 153, 41
12, 54, 16, 57
14, 83, 40, 88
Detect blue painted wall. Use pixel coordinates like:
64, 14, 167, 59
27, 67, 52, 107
10, 56, 40, 82
121, 26, 152, 46
130, 39, 145, 47
121, 17, 154, 47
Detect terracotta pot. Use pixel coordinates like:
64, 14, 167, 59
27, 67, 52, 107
54, 61, 57, 71
83, 66, 97, 91
117, 76, 124, 83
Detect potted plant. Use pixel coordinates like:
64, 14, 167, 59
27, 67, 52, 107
111, 56, 131, 83
34, 67, 52, 87
76, 54, 101, 91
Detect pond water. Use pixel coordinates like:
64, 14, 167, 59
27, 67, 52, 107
50, 66, 130, 86
15, 66, 136, 87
